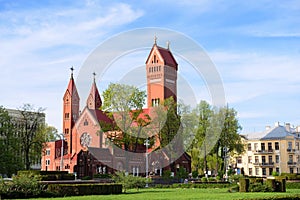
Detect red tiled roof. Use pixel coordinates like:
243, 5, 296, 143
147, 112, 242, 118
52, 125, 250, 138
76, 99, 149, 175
145, 44, 178, 70
157, 46, 178, 69
89, 109, 113, 124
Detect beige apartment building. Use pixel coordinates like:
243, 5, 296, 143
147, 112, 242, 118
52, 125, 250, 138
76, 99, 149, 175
234, 122, 300, 177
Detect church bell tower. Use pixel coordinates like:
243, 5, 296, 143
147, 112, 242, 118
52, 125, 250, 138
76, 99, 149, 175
62, 67, 80, 155
145, 37, 178, 107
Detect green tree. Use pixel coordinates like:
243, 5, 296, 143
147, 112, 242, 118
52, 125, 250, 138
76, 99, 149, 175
216, 106, 244, 174
0, 106, 23, 176
101, 83, 148, 152
188, 101, 243, 177
190, 101, 213, 174
16, 104, 50, 170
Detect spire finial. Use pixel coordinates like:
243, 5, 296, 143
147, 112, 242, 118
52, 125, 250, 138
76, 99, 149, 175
92, 72, 96, 83
167, 41, 170, 50
70, 66, 74, 79
154, 35, 157, 45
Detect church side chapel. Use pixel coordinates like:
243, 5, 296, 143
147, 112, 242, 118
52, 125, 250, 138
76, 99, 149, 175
41, 39, 191, 178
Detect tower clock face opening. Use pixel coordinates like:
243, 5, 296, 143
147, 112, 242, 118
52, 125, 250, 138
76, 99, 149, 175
80, 132, 91, 147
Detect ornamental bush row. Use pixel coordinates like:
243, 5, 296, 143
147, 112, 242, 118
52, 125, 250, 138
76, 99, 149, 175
154, 183, 232, 189
47, 183, 122, 197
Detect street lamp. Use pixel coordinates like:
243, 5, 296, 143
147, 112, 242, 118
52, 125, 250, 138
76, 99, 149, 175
144, 138, 149, 187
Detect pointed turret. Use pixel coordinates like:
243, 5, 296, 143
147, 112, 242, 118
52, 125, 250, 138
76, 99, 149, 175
86, 72, 102, 110
63, 67, 80, 154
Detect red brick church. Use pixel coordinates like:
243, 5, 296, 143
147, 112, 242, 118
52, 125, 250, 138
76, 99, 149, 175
41, 39, 191, 178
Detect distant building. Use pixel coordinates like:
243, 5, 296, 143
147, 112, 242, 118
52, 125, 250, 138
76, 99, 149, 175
6, 108, 45, 170
233, 122, 300, 177
41, 39, 191, 178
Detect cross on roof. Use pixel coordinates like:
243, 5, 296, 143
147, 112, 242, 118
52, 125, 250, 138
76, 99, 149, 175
93, 72, 96, 82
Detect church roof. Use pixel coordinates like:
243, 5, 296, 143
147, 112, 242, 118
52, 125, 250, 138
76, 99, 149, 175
145, 44, 178, 70
64, 69, 79, 100
156, 45, 178, 68
86, 75, 102, 109
87, 147, 113, 164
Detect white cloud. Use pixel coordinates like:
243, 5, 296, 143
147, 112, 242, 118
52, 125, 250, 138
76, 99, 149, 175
0, 2, 144, 131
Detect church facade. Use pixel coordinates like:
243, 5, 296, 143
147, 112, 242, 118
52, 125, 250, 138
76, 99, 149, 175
41, 40, 191, 178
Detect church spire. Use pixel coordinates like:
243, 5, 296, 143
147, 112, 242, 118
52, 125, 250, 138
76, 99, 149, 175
86, 72, 102, 110
63, 67, 80, 155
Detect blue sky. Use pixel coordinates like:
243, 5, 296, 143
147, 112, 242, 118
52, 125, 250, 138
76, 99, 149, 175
0, 0, 300, 133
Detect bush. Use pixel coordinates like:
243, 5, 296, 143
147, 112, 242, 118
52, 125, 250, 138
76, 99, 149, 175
201, 177, 208, 182
249, 182, 273, 192
281, 173, 298, 180
286, 182, 300, 189
192, 170, 198, 178
208, 177, 215, 182
272, 171, 279, 177
47, 183, 122, 196
239, 178, 249, 192
112, 171, 149, 193
82, 176, 92, 180
0, 172, 45, 199
163, 170, 172, 180
94, 174, 112, 179
175, 167, 188, 179
228, 184, 239, 193
229, 174, 244, 183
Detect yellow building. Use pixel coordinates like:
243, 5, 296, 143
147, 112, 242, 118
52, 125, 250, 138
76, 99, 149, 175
235, 122, 300, 177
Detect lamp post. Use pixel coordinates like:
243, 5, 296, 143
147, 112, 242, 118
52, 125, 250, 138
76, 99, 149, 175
144, 138, 149, 187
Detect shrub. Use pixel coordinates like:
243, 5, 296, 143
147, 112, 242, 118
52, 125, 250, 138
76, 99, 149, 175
286, 181, 300, 189
112, 171, 149, 193
229, 174, 244, 183
47, 183, 122, 196
0, 172, 45, 199
239, 178, 249, 192
272, 171, 279, 177
175, 167, 188, 180
163, 170, 172, 180
281, 173, 298, 180
201, 177, 208, 182
248, 182, 273, 192
192, 170, 198, 178
82, 176, 92, 180
228, 184, 239, 193
208, 177, 215, 182
94, 173, 112, 179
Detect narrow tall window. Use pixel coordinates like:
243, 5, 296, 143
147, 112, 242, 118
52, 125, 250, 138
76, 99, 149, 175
275, 142, 279, 150
261, 143, 265, 151
248, 143, 251, 151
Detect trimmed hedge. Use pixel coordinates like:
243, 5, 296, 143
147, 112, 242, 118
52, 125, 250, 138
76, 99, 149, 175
17, 170, 75, 181
239, 178, 249, 192
280, 173, 300, 180
154, 183, 233, 189
47, 183, 122, 196
286, 181, 300, 189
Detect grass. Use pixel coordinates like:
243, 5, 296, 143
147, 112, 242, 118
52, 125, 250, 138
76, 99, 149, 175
30, 188, 300, 200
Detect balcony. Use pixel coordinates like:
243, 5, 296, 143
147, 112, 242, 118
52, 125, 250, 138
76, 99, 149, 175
287, 149, 297, 153
253, 162, 274, 166
287, 161, 297, 166
253, 149, 274, 154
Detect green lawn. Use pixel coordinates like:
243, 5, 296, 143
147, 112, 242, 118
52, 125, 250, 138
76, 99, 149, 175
31, 188, 300, 200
